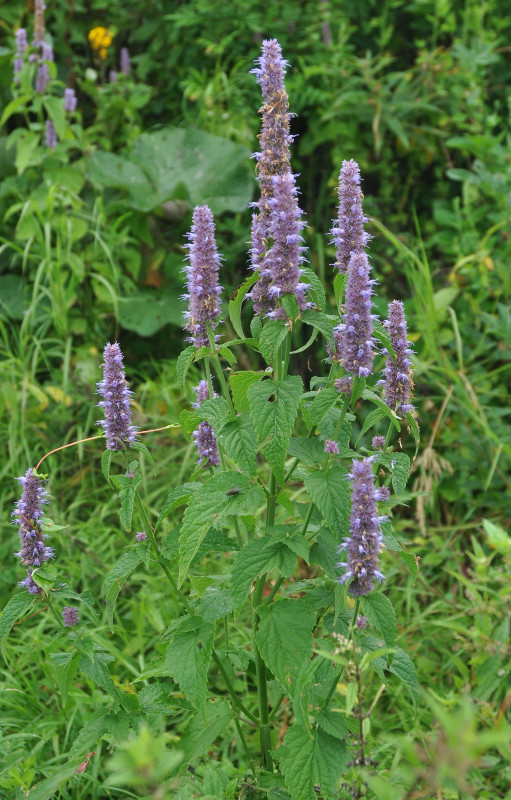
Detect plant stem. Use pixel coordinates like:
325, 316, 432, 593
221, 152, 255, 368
332, 394, 351, 441
211, 650, 259, 723
46, 593, 65, 630
206, 324, 234, 414
323, 598, 360, 708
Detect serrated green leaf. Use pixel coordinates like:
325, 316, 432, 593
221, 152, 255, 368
288, 437, 325, 466
362, 389, 400, 431
229, 273, 258, 339
178, 472, 249, 586
377, 452, 410, 495
388, 647, 419, 700
281, 293, 300, 322
157, 482, 202, 528
165, 615, 214, 709
180, 408, 202, 436
316, 710, 350, 739
400, 551, 419, 582
105, 709, 131, 742
69, 712, 108, 759
256, 600, 315, 694
333, 272, 348, 308
310, 528, 339, 579
361, 593, 396, 648
302, 268, 326, 311
104, 548, 145, 628
180, 701, 231, 766
176, 345, 197, 388
357, 408, 386, 444
138, 683, 170, 713
111, 470, 142, 531
231, 535, 297, 614
259, 319, 289, 365
314, 727, 348, 796
129, 439, 154, 461
197, 396, 232, 430
248, 375, 303, 484
0, 593, 34, 657
101, 449, 113, 484
373, 318, 396, 360
217, 411, 257, 475
278, 724, 315, 800
198, 586, 234, 621
250, 314, 262, 340
79, 653, 129, 708
301, 309, 335, 347
305, 466, 350, 538
26, 760, 86, 800
302, 388, 339, 431
50, 652, 80, 707
229, 370, 265, 413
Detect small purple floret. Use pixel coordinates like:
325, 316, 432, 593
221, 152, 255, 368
324, 439, 339, 455
192, 380, 220, 468
337, 457, 386, 597
62, 606, 79, 626
97, 342, 137, 451
331, 160, 370, 274
136, 531, 147, 542
356, 615, 367, 630
13, 468, 53, 594
334, 252, 375, 377
183, 206, 222, 347
64, 87, 77, 112
383, 300, 415, 415
371, 435, 385, 450
334, 376, 353, 396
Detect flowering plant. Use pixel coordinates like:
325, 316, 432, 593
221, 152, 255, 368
4, 36, 420, 799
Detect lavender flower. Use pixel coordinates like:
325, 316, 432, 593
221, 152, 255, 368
109, 70, 117, 83
331, 160, 370, 274
62, 606, 79, 626
333, 252, 375, 377
120, 47, 130, 76
33, 0, 46, 46
334, 376, 352, 396
45, 119, 57, 149
371, 435, 385, 450
376, 486, 391, 502
97, 342, 137, 450
192, 380, 220, 468
324, 439, 339, 455
383, 300, 414, 415
356, 615, 367, 631
14, 28, 28, 78
183, 206, 222, 347
64, 87, 77, 112
12, 468, 53, 594
36, 42, 53, 93
337, 457, 386, 597
136, 531, 147, 542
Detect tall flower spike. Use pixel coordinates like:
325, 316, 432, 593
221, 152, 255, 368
120, 47, 130, 76
183, 205, 222, 347
331, 159, 370, 274
383, 300, 414, 415
14, 28, 27, 78
192, 380, 220, 468
36, 42, 53, 93
64, 87, 77, 112
33, 0, 46, 45
45, 119, 57, 149
264, 173, 309, 317
249, 39, 294, 316
334, 252, 375, 376
97, 342, 137, 450
13, 468, 54, 594
337, 457, 386, 597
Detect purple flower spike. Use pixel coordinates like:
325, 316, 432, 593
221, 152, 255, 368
331, 160, 370, 274
337, 457, 386, 597
45, 119, 57, 149
383, 300, 415, 416
183, 206, 222, 347
64, 87, 77, 112
14, 28, 28, 79
120, 47, 130, 76
371, 435, 385, 450
97, 342, 137, 451
324, 439, 339, 455
36, 42, 53, 93
62, 606, 79, 626
192, 380, 220, 468
356, 615, 367, 630
13, 468, 53, 594
334, 252, 375, 377
136, 531, 147, 542
334, 376, 352, 396
109, 70, 117, 83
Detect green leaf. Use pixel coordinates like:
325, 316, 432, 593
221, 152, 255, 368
69, 712, 108, 758
104, 548, 145, 628
118, 289, 184, 336
231, 534, 299, 614
79, 653, 130, 708
129, 439, 154, 462
377, 452, 410, 495
26, 760, 85, 800
255, 600, 315, 694
259, 319, 289, 365
157, 482, 201, 528
50, 652, 80, 707
217, 412, 257, 476
361, 593, 396, 649
178, 471, 250, 586
388, 647, 419, 700
362, 389, 400, 431
278, 724, 315, 800
177, 345, 197, 389
197, 396, 232, 430
0, 94, 31, 127
229, 370, 265, 413
0, 593, 34, 657
43, 96, 66, 139
357, 408, 386, 444
179, 701, 231, 766
301, 309, 335, 347
248, 375, 303, 484
111, 469, 142, 531
219, 345, 237, 365
229, 273, 259, 339
288, 437, 325, 466
314, 727, 348, 796
16, 130, 40, 174
281, 293, 301, 322
400, 551, 419, 582
165, 615, 214, 709
316, 710, 350, 740
333, 273, 348, 308
406, 411, 420, 456
305, 466, 350, 538
302, 388, 339, 431
180, 408, 201, 436
373, 318, 396, 360
310, 528, 339, 580
302, 268, 326, 311
198, 586, 234, 621
138, 683, 170, 714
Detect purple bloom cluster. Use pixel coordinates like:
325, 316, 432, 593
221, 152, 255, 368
14, 28, 28, 78
331, 160, 370, 274
120, 47, 130, 76
371, 435, 385, 450
383, 300, 414, 415
109, 70, 117, 83
13, 469, 54, 594
334, 376, 353, 396
183, 206, 222, 347
62, 606, 79, 626
192, 380, 220, 468
324, 439, 339, 455
337, 457, 386, 597
97, 342, 137, 451
333, 252, 375, 377
356, 615, 367, 630
45, 119, 57, 149
136, 531, 147, 542
64, 87, 77, 112
36, 42, 53, 93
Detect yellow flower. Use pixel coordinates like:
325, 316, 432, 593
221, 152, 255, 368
88, 26, 113, 60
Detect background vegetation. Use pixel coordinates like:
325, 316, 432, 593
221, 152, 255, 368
0, 0, 510, 797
